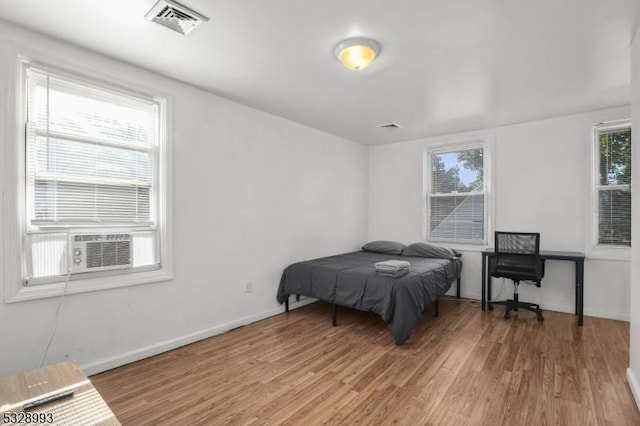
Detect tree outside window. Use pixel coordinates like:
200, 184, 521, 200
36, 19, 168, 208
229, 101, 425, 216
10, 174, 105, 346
596, 123, 631, 247
428, 145, 485, 243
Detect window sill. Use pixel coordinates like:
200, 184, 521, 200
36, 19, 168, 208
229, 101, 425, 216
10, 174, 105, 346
426, 240, 489, 252
585, 247, 631, 262
449, 244, 489, 253
5, 267, 173, 303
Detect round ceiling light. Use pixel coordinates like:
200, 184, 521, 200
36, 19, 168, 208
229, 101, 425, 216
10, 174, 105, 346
334, 38, 381, 71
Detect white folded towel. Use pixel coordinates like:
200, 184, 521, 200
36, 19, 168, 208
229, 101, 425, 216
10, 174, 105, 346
375, 260, 411, 271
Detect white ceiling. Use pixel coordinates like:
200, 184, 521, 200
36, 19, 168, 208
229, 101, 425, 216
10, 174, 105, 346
1, 0, 639, 145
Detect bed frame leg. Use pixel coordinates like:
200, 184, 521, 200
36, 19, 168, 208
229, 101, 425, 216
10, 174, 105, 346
457, 278, 461, 299
434, 298, 439, 317
332, 304, 337, 326
285, 296, 289, 313
296, 294, 300, 302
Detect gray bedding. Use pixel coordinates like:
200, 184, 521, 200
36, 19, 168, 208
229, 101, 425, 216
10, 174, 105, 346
276, 251, 462, 345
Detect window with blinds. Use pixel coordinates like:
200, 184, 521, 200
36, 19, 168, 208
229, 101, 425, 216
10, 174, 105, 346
427, 144, 486, 244
594, 121, 631, 247
23, 62, 162, 282
25, 66, 158, 226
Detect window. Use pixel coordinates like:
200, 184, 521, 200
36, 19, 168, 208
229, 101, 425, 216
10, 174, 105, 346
22, 61, 168, 286
426, 142, 488, 244
594, 120, 632, 248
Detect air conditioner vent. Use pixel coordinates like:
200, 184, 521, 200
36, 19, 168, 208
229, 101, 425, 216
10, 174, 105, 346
71, 234, 132, 273
377, 123, 403, 129
145, 0, 209, 35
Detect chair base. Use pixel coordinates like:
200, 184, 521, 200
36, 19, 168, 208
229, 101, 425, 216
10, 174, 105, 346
488, 297, 544, 322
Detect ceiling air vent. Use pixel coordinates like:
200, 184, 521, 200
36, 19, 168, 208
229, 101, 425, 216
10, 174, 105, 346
377, 123, 403, 129
145, 0, 209, 35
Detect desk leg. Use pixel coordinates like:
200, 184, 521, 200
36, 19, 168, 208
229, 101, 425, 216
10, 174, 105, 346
481, 253, 486, 311
577, 258, 585, 326
487, 271, 492, 306
575, 264, 578, 315
575, 260, 582, 315
457, 278, 461, 299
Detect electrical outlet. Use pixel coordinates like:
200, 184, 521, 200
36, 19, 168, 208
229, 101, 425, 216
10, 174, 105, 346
244, 281, 253, 293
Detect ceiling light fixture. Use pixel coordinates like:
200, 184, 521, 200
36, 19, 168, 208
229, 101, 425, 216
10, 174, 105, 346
334, 38, 381, 71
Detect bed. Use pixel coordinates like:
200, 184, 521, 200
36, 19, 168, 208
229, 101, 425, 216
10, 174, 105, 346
276, 242, 462, 345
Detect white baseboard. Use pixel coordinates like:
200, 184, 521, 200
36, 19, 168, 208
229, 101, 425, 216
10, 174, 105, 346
582, 308, 629, 322
81, 298, 316, 376
455, 295, 629, 322
457, 292, 481, 300
627, 368, 640, 411
541, 302, 629, 321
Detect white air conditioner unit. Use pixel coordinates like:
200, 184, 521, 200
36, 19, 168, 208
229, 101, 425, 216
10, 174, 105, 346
70, 234, 133, 273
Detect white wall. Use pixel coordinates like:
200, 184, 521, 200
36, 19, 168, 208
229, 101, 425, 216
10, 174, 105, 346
0, 22, 368, 377
0, 18, 635, 384
368, 107, 631, 320
628, 25, 640, 410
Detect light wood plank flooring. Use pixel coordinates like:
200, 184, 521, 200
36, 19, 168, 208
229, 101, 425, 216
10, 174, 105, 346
92, 300, 640, 425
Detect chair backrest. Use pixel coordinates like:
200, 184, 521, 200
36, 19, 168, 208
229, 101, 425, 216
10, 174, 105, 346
492, 232, 543, 282
495, 232, 540, 256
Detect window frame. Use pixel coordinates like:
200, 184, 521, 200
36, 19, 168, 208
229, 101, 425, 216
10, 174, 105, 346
424, 136, 493, 248
2, 43, 174, 303
24, 62, 160, 229
590, 119, 632, 258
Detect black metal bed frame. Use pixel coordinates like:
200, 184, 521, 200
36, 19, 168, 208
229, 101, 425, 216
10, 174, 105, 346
283, 277, 461, 327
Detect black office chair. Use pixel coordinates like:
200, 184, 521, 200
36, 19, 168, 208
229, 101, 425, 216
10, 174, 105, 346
488, 232, 545, 322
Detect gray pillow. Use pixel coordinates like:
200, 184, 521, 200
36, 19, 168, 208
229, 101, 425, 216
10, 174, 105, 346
402, 242, 461, 260
361, 240, 406, 255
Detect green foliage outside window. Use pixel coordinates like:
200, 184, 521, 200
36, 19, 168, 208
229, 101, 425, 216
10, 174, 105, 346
597, 126, 631, 246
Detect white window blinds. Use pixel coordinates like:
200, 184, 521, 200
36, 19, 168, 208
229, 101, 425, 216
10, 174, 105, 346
25, 66, 158, 227
427, 144, 486, 244
595, 122, 631, 247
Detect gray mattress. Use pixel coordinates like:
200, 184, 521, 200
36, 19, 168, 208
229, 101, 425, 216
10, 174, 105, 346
276, 251, 462, 345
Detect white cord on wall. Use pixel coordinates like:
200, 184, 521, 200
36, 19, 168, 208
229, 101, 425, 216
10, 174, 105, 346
39, 262, 72, 368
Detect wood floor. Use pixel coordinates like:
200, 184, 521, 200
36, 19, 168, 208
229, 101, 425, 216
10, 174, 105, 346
92, 300, 640, 425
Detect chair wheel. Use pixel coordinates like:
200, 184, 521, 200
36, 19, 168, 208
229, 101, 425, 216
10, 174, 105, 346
537, 313, 544, 322
504, 312, 510, 320
488, 304, 494, 311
